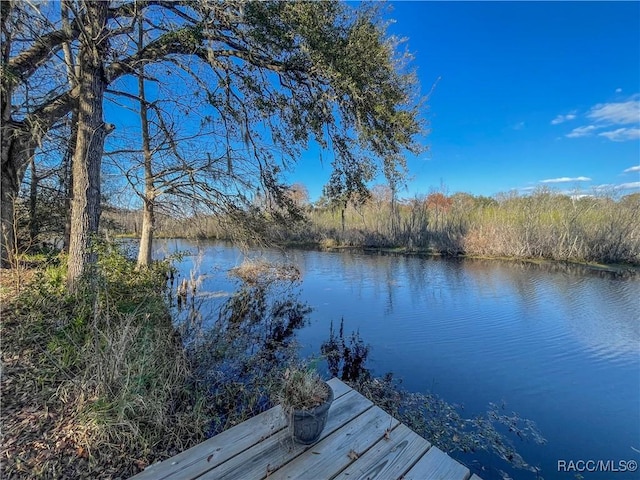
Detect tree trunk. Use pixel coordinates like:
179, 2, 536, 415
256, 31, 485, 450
62, 111, 78, 253
1, 130, 34, 268
66, 1, 111, 289
137, 199, 154, 267
1, 0, 75, 265
0, 0, 15, 268
61, 0, 78, 254
28, 158, 38, 245
136, 18, 155, 269
0, 171, 18, 268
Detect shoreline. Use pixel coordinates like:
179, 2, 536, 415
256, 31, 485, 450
112, 233, 640, 276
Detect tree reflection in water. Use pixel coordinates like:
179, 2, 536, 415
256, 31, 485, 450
321, 318, 371, 382
179, 262, 310, 436
171, 258, 546, 478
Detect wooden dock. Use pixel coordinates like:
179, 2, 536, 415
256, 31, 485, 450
131, 378, 482, 480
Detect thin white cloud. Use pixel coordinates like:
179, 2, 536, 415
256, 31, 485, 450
551, 113, 577, 125
616, 182, 640, 190
615, 88, 622, 93
541, 176, 591, 184
513, 121, 525, 130
565, 125, 598, 138
592, 182, 640, 192
563, 95, 640, 142
598, 128, 640, 142
587, 96, 640, 125
623, 165, 640, 173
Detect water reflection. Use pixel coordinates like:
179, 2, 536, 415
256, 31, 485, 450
318, 320, 547, 477
320, 318, 371, 382
167, 260, 311, 435
460, 259, 640, 361
156, 240, 639, 367
154, 240, 639, 480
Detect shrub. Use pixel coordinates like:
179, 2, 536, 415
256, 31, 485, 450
1, 244, 209, 478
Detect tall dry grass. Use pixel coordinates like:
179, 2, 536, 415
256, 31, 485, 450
1, 245, 209, 478
463, 192, 639, 263
107, 189, 639, 265
301, 190, 640, 265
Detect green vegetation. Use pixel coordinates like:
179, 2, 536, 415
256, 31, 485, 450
1, 246, 209, 478
0, 249, 310, 478
3, 0, 423, 286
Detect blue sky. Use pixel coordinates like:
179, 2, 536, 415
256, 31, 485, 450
291, 1, 640, 201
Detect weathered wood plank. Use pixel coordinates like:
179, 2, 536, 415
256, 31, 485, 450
327, 377, 352, 399
197, 389, 373, 480
132, 379, 349, 480
332, 423, 431, 480
403, 446, 470, 480
269, 405, 400, 480
131, 405, 287, 480
130, 378, 482, 480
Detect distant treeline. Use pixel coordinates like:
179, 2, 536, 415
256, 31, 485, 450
106, 188, 640, 266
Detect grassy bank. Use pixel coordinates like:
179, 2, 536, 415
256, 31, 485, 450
294, 190, 640, 266
0, 246, 209, 478
0, 248, 310, 478
116, 189, 639, 267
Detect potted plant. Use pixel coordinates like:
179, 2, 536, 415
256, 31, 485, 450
279, 366, 334, 445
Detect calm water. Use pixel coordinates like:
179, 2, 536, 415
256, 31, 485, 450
152, 239, 640, 480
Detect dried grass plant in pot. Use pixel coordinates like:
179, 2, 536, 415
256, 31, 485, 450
279, 367, 334, 445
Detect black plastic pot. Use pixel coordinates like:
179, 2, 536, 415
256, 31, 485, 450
290, 382, 334, 445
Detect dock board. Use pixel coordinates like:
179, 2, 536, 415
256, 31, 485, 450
131, 378, 480, 480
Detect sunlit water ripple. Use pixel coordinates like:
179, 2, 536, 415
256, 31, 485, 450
151, 239, 640, 480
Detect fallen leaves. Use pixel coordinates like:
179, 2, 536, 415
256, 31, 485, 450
0, 305, 179, 479
347, 449, 359, 460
